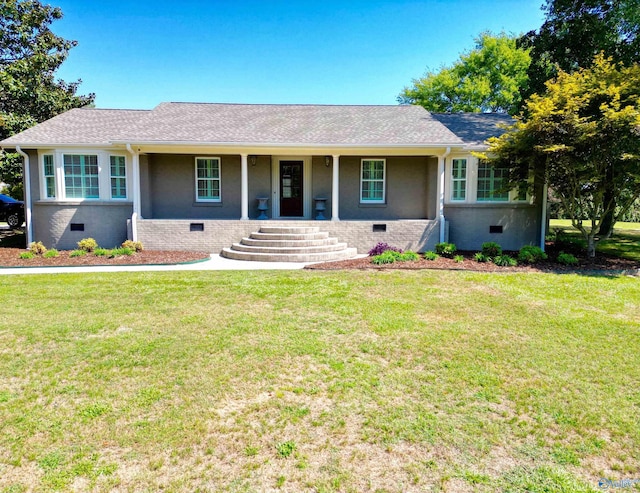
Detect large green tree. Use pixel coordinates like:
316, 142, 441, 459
520, 0, 640, 101
484, 55, 640, 257
398, 32, 531, 115
0, 0, 94, 198
520, 0, 640, 234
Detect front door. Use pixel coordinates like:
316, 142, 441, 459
280, 161, 303, 217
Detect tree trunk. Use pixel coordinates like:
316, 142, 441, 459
587, 236, 597, 258
598, 188, 616, 239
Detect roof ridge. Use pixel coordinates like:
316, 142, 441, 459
159, 102, 414, 108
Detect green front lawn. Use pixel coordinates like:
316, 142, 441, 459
549, 219, 640, 262
1, 270, 638, 492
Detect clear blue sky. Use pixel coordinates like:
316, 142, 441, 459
53, 0, 546, 109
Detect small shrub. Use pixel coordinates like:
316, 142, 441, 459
398, 251, 420, 262
110, 247, 134, 257
43, 249, 59, 258
276, 441, 296, 458
481, 242, 502, 257
28, 241, 47, 255
94, 248, 109, 257
368, 242, 402, 256
423, 251, 439, 261
122, 240, 143, 252
474, 252, 490, 263
435, 242, 457, 258
372, 251, 399, 265
557, 252, 578, 266
453, 255, 464, 263
19, 251, 35, 259
70, 249, 87, 257
518, 245, 548, 264
77, 238, 98, 252
493, 254, 518, 267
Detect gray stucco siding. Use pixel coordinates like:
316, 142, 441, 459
32, 202, 133, 250
445, 204, 541, 251
338, 156, 433, 220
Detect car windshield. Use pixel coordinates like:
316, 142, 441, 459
0, 194, 19, 203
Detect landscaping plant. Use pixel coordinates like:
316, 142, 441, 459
481, 241, 502, 257
435, 242, 457, 258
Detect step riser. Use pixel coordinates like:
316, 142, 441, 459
241, 238, 338, 247
230, 243, 349, 254
250, 232, 329, 241
259, 227, 320, 234
221, 248, 358, 263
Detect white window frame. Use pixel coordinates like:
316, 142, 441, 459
476, 160, 510, 203
37, 150, 132, 202
40, 153, 56, 199
195, 156, 222, 203
360, 158, 386, 204
62, 153, 100, 199
450, 158, 467, 201
109, 155, 128, 200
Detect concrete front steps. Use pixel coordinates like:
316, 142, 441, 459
221, 226, 358, 262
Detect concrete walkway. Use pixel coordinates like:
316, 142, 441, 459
0, 254, 322, 275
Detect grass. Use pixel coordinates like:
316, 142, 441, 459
0, 270, 638, 492
549, 219, 640, 261
550, 219, 640, 231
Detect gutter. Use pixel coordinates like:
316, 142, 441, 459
15, 146, 33, 246
438, 147, 451, 243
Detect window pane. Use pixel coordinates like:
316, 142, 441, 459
43, 155, 56, 198
451, 159, 467, 201
477, 162, 509, 201
63, 155, 99, 199
361, 160, 385, 202
196, 158, 221, 200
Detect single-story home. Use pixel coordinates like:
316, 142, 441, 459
0, 102, 546, 261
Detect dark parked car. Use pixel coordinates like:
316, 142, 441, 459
0, 194, 25, 228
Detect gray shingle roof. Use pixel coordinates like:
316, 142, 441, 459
1, 103, 466, 148
431, 113, 514, 146
1, 108, 150, 146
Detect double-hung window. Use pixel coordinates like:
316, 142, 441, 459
43, 154, 56, 198
63, 154, 99, 199
360, 159, 385, 203
451, 159, 467, 201
195, 157, 221, 202
110, 156, 127, 199
477, 161, 509, 202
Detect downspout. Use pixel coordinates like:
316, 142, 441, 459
125, 144, 140, 241
540, 183, 548, 251
438, 147, 451, 243
15, 146, 33, 246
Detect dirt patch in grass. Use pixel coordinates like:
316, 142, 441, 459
306, 249, 640, 274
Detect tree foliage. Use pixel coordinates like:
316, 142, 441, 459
520, 0, 640, 102
398, 32, 531, 114
519, 0, 640, 235
0, 0, 94, 198
484, 55, 640, 257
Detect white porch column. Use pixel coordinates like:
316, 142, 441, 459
331, 155, 340, 221
241, 154, 249, 220
437, 147, 451, 243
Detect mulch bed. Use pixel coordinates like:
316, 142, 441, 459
0, 248, 211, 267
305, 249, 640, 274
